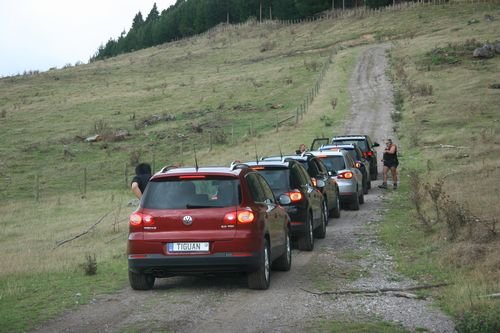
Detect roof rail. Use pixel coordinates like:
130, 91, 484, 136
160, 165, 179, 173
230, 162, 249, 171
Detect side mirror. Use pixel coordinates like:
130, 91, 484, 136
278, 194, 291, 205
295, 150, 301, 155
373, 142, 380, 147
316, 179, 326, 188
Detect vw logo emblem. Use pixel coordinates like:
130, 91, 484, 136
182, 215, 193, 226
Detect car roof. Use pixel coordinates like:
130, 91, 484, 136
243, 160, 293, 168
309, 150, 347, 157
261, 154, 315, 163
332, 135, 367, 141
151, 166, 244, 180
321, 144, 357, 149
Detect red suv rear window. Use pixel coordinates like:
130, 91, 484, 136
142, 177, 240, 209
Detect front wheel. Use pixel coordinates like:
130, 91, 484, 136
272, 229, 291, 271
331, 192, 341, 218
314, 202, 327, 239
248, 238, 271, 289
371, 166, 378, 180
298, 214, 314, 251
350, 191, 360, 211
363, 175, 369, 194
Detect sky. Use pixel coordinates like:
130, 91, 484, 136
0, 0, 177, 77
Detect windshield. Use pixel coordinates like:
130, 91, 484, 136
142, 178, 240, 209
317, 156, 346, 173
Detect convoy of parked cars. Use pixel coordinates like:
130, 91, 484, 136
127, 134, 380, 290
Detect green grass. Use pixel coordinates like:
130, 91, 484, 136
381, 6, 500, 328
0, 2, 499, 332
0, 259, 127, 333
306, 319, 410, 333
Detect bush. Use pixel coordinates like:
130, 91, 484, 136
81, 253, 97, 276
456, 308, 500, 333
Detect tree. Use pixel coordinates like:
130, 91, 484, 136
131, 12, 144, 31
294, 0, 330, 17
146, 3, 160, 23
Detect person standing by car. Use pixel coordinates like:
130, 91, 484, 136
379, 139, 399, 189
131, 163, 152, 199
296, 143, 307, 155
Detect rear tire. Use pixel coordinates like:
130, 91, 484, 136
129, 271, 155, 290
248, 238, 271, 290
298, 214, 314, 251
371, 166, 378, 180
350, 191, 360, 211
272, 229, 291, 271
359, 189, 365, 204
363, 175, 369, 194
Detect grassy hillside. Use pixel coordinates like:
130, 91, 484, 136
0, 2, 499, 332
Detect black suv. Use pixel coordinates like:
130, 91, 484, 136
331, 135, 379, 180
240, 160, 326, 251
261, 154, 341, 220
313, 136, 380, 180
319, 144, 371, 194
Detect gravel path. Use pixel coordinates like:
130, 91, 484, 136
30, 44, 456, 333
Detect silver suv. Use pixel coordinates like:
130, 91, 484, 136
309, 149, 364, 210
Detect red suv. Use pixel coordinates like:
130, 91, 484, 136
128, 165, 292, 290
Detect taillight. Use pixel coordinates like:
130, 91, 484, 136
366, 151, 373, 157
237, 210, 255, 223
223, 212, 237, 225
223, 209, 255, 224
287, 190, 303, 202
354, 162, 361, 168
337, 171, 353, 179
311, 178, 317, 187
130, 212, 154, 226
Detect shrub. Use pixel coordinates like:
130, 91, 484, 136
260, 40, 276, 52
81, 253, 97, 276
456, 308, 500, 333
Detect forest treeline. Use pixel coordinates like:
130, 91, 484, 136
91, 0, 394, 61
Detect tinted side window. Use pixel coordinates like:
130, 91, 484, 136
246, 173, 265, 203
307, 160, 320, 177
344, 153, 355, 168
316, 159, 328, 175
298, 165, 313, 186
290, 164, 306, 188
256, 174, 275, 203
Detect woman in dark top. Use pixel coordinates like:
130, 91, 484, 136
131, 163, 152, 199
379, 139, 398, 189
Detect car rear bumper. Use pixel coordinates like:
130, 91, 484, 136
337, 180, 357, 199
128, 252, 260, 276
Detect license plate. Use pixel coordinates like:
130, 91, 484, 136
168, 242, 209, 252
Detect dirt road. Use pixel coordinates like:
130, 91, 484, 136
31, 45, 456, 333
